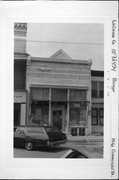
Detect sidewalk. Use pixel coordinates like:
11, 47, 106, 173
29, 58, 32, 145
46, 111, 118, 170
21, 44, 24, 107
67, 135, 103, 143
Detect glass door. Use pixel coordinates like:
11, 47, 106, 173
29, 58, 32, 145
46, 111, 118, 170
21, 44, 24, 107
52, 110, 62, 130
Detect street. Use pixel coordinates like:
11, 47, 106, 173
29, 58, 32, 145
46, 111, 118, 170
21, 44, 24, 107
14, 140, 103, 158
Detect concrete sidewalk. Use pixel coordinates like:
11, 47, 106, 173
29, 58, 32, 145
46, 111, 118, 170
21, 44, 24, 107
64, 137, 104, 158
67, 135, 103, 143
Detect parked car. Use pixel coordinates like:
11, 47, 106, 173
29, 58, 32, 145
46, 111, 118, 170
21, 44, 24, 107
14, 126, 67, 150
61, 148, 88, 158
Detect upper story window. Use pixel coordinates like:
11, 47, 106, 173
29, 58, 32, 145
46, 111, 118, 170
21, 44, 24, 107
91, 108, 104, 126
92, 81, 104, 98
99, 82, 104, 98
14, 61, 26, 90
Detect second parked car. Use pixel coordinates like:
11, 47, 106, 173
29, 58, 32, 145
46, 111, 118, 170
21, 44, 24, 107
14, 126, 67, 150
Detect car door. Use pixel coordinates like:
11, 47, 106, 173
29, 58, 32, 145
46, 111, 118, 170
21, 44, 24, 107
14, 128, 26, 147
26, 127, 48, 141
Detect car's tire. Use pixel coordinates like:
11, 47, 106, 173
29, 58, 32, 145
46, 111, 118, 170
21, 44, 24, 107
25, 141, 33, 151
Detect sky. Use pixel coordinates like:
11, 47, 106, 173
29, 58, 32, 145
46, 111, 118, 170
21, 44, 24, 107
27, 23, 104, 70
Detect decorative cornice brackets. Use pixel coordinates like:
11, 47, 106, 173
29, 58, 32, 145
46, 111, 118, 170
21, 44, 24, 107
14, 23, 27, 37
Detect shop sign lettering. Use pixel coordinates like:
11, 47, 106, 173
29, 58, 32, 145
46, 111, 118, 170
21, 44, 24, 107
14, 92, 26, 102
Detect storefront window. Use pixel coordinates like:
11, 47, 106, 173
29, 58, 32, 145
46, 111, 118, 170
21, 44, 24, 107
70, 108, 80, 125
99, 108, 104, 125
30, 101, 49, 125
30, 87, 88, 129
69, 102, 86, 126
80, 105, 87, 125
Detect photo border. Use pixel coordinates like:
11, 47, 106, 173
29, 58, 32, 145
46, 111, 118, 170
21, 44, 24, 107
0, 1, 118, 179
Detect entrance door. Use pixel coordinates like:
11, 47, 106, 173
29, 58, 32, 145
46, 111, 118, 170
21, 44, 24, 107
52, 110, 62, 130
14, 103, 20, 126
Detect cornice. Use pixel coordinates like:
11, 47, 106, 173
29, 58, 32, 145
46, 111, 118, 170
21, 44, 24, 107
31, 56, 92, 66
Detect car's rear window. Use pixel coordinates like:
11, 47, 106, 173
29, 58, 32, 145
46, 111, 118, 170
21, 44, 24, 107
26, 127, 45, 134
45, 127, 60, 133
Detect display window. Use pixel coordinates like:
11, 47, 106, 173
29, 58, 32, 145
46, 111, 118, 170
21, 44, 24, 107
99, 108, 104, 125
69, 102, 87, 126
30, 101, 49, 126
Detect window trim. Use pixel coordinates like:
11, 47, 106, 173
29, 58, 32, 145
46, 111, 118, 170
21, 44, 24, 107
91, 108, 98, 125
92, 108, 104, 126
92, 81, 104, 98
99, 108, 104, 126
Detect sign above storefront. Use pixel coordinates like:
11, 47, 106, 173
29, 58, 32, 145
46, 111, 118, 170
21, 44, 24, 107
28, 59, 91, 88
14, 91, 26, 103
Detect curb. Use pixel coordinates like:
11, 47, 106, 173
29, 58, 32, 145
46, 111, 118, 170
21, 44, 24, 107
67, 136, 103, 143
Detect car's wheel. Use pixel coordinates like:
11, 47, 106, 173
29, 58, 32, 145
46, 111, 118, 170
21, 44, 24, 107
25, 141, 33, 151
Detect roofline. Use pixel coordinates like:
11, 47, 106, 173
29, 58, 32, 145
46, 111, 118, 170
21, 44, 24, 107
14, 52, 29, 60
50, 49, 72, 60
30, 56, 92, 66
91, 70, 104, 77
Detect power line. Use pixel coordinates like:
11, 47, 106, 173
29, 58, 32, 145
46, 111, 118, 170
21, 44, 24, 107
27, 40, 104, 46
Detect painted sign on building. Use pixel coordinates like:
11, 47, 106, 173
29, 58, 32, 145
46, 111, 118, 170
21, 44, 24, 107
14, 91, 26, 103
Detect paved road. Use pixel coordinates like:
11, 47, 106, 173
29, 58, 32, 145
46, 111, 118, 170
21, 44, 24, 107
14, 146, 68, 158
14, 141, 103, 158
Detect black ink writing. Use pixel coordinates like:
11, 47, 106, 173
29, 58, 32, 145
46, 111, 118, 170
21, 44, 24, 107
111, 20, 118, 93
112, 20, 116, 39
111, 78, 117, 93
111, 138, 116, 177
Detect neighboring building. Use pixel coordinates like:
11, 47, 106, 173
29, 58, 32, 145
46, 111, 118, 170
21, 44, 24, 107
14, 23, 27, 126
26, 49, 92, 136
91, 70, 104, 135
